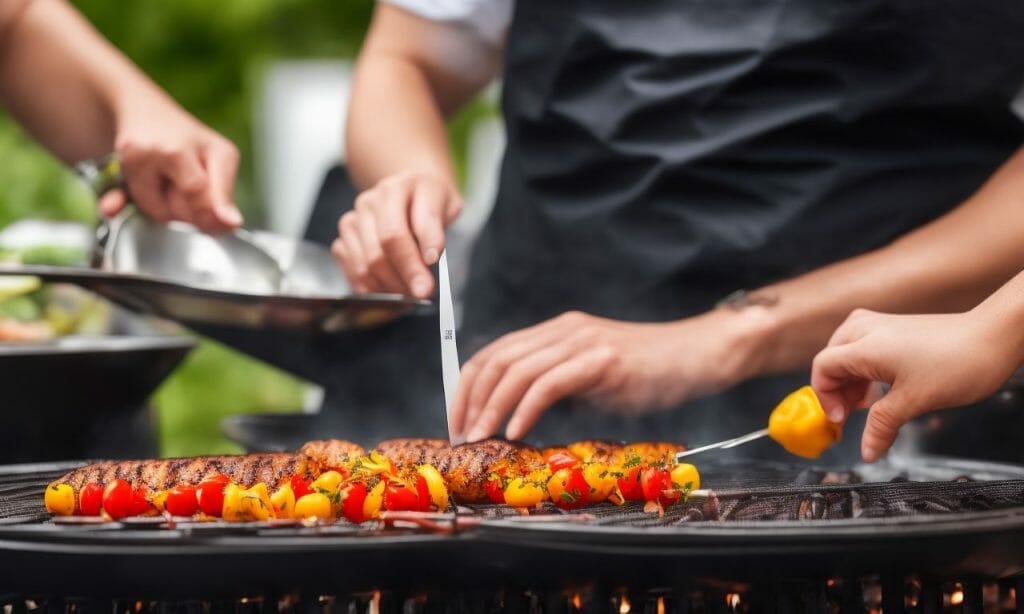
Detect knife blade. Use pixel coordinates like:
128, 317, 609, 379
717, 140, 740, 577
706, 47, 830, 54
438, 249, 464, 444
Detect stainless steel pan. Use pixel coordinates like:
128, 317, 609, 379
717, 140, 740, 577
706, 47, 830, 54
0, 264, 428, 332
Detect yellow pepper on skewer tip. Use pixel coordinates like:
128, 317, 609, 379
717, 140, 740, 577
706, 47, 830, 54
768, 386, 842, 459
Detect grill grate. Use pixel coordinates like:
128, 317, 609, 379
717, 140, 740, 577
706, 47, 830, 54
5, 457, 1024, 604
6, 459, 1024, 528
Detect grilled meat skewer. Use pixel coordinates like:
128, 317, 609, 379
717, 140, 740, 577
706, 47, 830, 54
57, 453, 320, 492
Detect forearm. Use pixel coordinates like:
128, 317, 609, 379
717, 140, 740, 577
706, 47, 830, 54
971, 269, 1024, 366
345, 52, 456, 190
345, 5, 500, 191
0, 0, 173, 163
745, 145, 1024, 376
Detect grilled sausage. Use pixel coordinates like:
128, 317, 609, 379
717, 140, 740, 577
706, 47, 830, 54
56, 453, 319, 492
300, 440, 366, 471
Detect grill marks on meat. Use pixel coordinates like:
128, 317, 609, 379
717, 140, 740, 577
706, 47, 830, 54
443, 439, 543, 503
375, 438, 450, 468
57, 453, 319, 492
300, 440, 366, 470
375, 438, 544, 503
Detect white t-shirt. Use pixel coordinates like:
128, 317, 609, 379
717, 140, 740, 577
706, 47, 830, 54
381, 0, 513, 47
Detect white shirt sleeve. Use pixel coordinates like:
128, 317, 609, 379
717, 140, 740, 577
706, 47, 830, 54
380, 0, 513, 47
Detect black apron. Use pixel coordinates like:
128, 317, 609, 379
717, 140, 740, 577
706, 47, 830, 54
458, 0, 1024, 456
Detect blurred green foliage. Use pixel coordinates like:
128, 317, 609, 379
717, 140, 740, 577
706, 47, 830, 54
0, 0, 497, 457
73, 0, 376, 224
0, 1, 380, 457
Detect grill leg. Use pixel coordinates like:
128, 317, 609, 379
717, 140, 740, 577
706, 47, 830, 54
579, 587, 610, 614
920, 581, 942, 614
881, 577, 904, 614
961, 581, 983, 614
1017, 577, 1024, 614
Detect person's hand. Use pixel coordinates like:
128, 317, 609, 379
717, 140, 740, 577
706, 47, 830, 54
100, 92, 242, 234
811, 308, 1019, 462
450, 308, 773, 442
332, 172, 462, 298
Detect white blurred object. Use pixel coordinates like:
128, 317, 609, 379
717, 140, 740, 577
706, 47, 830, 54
0, 219, 92, 252
447, 114, 504, 323
256, 60, 353, 238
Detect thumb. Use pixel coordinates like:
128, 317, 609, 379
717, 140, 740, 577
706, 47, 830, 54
861, 388, 918, 463
98, 189, 128, 217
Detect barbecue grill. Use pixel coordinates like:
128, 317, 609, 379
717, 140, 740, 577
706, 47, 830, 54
4, 456, 1024, 612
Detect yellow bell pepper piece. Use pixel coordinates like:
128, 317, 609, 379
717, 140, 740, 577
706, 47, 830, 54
670, 463, 700, 492
271, 483, 296, 519
311, 471, 344, 494
416, 464, 450, 511
294, 493, 332, 520
768, 386, 841, 459
362, 481, 386, 520
503, 477, 547, 508
222, 483, 273, 521
581, 463, 617, 503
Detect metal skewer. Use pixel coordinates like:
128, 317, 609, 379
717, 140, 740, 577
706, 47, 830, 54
674, 428, 770, 463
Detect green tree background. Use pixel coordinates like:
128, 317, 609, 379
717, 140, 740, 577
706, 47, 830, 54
0, 0, 488, 456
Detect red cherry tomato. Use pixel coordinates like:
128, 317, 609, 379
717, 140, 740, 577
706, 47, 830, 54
291, 474, 312, 500
640, 467, 679, 506
78, 482, 103, 516
484, 477, 505, 503
546, 451, 580, 473
342, 482, 368, 523
414, 475, 431, 512
553, 468, 589, 510
101, 479, 133, 519
383, 479, 420, 511
197, 478, 227, 517
165, 485, 199, 517
617, 466, 645, 501
129, 485, 153, 516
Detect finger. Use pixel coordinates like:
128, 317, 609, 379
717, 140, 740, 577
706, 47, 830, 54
98, 189, 127, 217
123, 162, 172, 223
811, 344, 877, 422
505, 346, 613, 440
408, 180, 449, 266
331, 239, 362, 293
464, 341, 580, 442
337, 212, 371, 293
355, 208, 407, 293
448, 359, 479, 440
377, 182, 434, 298
456, 313, 595, 435
861, 388, 917, 463
202, 139, 243, 228
463, 325, 573, 433
161, 149, 210, 227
